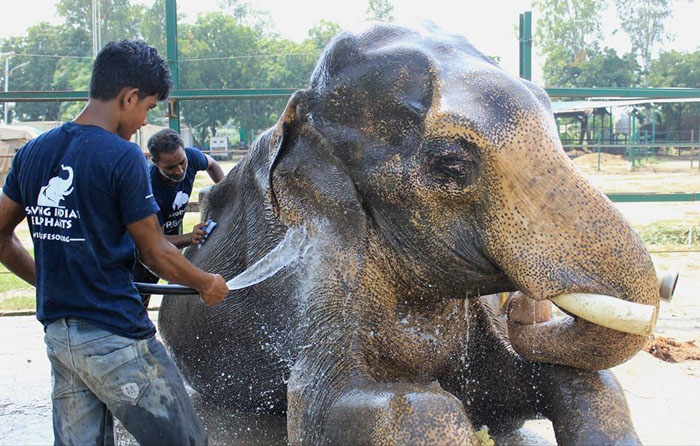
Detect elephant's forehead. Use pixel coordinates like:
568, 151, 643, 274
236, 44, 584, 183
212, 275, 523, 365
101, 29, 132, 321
424, 60, 544, 146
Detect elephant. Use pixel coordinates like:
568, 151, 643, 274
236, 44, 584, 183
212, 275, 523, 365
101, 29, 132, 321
158, 24, 659, 445
38, 164, 74, 207
172, 191, 190, 210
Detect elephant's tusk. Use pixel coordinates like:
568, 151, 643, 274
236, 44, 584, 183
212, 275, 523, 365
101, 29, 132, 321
550, 293, 657, 336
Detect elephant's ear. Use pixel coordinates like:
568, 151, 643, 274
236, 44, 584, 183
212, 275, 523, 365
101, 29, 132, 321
267, 90, 367, 291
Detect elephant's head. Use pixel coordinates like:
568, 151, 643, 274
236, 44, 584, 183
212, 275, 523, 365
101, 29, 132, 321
263, 24, 658, 371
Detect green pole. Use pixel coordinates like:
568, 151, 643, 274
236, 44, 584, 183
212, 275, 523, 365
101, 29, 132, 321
597, 133, 601, 172
556, 117, 561, 140
644, 130, 648, 161
166, 0, 180, 133
519, 11, 532, 81
629, 114, 635, 164
631, 113, 636, 163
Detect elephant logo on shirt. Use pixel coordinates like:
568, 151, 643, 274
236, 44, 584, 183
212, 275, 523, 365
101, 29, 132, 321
38, 165, 74, 208
172, 191, 189, 210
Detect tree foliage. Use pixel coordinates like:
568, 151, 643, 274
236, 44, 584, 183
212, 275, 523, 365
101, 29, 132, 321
533, 0, 607, 86
307, 20, 343, 50
649, 49, 700, 138
366, 0, 394, 22
2, 23, 91, 121
649, 50, 700, 88
56, 0, 144, 47
614, 0, 677, 87
175, 11, 320, 143
545, 45, 639, 87
3, 0, 694, 143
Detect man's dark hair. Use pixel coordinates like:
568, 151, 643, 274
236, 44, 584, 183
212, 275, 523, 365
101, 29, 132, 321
90, 39, 172, 101
148, 128, 184, 162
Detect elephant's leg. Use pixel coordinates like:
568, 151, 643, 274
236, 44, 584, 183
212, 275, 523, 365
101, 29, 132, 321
288, 378, 479, 445
439, 297, 542, 436
535, 365, 640, 445
441, 297, 640, 444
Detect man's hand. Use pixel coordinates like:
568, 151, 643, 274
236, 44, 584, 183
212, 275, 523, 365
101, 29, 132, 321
190, 222, 207, 245
129, 214, 225, 298
200, 273, 228, 306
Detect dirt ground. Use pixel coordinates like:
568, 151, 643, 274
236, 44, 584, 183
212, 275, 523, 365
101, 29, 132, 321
1, 299, 699, 445
1, 155, 699, 444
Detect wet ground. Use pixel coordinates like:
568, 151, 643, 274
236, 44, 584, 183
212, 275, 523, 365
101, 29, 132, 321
2, 306, 700, 445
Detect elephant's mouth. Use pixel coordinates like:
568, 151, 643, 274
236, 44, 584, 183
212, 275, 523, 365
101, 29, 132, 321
506, 291, 657, 336
501, 289, 658, 370
506, 270, 677, 335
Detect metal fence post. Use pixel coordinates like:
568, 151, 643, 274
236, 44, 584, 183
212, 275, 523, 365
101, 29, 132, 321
519, 12, 532, 81
166, 0, 180, 133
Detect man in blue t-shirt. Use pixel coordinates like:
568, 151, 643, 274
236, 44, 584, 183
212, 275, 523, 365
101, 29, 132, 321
148, 128, 224, 246
0, 40, 227, 445
133, 129, 224, 302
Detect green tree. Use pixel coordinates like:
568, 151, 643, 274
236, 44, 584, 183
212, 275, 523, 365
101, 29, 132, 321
614, 0, 680, 87
54, 57, 93, 120
2, 23, 91, 121
307, 20, 342, 50
648, 49, 700, 140
549, 46, 639, 88
139, 0, 177, 55
56, 0, 145, 48
532, 0, 607, 86
217, 0, 276, 36
177, 12, 262, 144
649, 50, 700, 88
366, 0, 394, 22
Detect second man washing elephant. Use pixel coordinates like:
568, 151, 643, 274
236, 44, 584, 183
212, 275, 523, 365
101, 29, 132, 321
134, 128, 225, 301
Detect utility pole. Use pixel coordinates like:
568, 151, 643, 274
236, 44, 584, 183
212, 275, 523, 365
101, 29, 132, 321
92, 0, 101, 58
2, 52, 16, 124
1, 52, 28, 124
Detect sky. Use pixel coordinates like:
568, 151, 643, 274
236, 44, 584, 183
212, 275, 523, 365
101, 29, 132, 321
1, 0, 699, 83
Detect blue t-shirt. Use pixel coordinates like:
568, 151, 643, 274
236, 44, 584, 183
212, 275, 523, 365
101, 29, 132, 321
2, 122, 159, 338
150, 147, 208, 235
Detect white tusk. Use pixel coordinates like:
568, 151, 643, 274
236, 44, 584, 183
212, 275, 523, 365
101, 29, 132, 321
551, 293, 657, 336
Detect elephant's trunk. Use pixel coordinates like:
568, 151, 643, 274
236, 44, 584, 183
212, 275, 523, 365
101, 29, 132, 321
61, 164, 73, 183
483, 116, 660, 371
506, 292, 657, 371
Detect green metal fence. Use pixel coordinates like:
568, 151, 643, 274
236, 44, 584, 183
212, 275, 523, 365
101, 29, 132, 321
1, 8, 699, 203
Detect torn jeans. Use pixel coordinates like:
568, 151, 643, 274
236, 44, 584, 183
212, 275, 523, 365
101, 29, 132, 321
44, 317, 207, 445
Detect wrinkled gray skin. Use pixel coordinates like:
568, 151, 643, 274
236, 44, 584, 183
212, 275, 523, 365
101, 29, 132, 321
159, 24, 658, 445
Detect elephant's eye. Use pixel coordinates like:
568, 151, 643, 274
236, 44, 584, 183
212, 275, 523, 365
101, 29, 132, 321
423, 139, 480, 188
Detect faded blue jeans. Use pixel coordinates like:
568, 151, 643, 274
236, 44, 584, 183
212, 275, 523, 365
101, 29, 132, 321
44, 317, 207, 445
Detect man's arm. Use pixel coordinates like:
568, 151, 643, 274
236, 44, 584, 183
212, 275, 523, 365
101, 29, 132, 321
127, 214, 227, 305
0, 192, 35, 286
204, 154, 225, 183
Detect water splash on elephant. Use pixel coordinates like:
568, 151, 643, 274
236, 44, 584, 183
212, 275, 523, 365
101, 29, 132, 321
225, 226, 310, 290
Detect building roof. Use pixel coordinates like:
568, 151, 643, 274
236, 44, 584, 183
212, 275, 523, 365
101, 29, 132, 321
551, 97, 700, 115
0, 124, 41, 141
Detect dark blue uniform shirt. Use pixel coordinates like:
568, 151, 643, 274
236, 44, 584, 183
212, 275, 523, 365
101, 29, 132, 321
2, 122, 159, 338
150, 147, 208, 235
